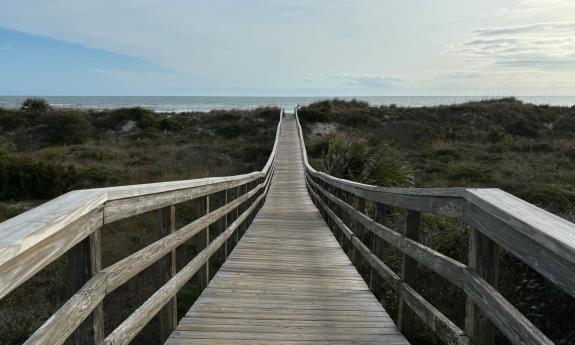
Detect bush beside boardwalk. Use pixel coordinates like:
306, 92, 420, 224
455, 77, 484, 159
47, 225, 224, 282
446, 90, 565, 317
0, 103, 278, 345
299, 98, 575, 345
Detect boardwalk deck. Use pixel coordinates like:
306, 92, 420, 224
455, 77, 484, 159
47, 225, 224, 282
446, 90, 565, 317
165, 114, 409, 344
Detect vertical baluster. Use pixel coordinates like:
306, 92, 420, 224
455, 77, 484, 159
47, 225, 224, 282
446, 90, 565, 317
370, 202, 386, 299
158, 205, 177, 343
397, 210, 421, 336
195, 196, 210, 290
67, 229, 104, 345
352, 196, 366, 265
235, 186, 240, 243
223, 189, 229, 260
465, 229, 500, 345
239, 184, 247, 236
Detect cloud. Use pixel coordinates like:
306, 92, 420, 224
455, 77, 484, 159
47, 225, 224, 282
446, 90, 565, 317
451, 21, 575, 70
495, 0, 575, 21
305, 73, 402, 88
473, 22, 575, 36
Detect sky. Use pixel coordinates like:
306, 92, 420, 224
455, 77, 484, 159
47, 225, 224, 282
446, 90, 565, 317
0, 0, 574, 96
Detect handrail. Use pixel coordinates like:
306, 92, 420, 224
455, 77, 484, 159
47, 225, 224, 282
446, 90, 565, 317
0, 107, 284, 345
295, 106, 574, 345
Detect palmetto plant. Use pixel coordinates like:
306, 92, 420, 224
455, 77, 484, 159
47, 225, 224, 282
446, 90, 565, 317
21, 98, 50, 115
322, 135, 414, 187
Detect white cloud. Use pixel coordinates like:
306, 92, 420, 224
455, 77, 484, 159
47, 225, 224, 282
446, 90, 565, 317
495, 0, 575, 21
451, 21, 575, 70
304, 73, 402, 88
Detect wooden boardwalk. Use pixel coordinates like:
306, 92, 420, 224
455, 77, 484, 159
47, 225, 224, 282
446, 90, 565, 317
165, 114, 409, 344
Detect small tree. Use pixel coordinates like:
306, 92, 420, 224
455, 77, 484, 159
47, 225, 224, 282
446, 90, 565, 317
21, 98, 50, 115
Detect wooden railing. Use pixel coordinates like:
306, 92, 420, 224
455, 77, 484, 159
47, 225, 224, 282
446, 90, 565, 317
0, 109, 284, 345
295, 107, 575, 345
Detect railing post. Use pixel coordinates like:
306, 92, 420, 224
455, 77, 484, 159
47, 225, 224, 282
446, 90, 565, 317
214, 190, 227, 264
223, 189, 229, 259
158, 205, 177, 343
235, 186, 240, 243
352, 197, 366, 265
370, 202, 386, 299
195, 196, 210, 290
239, 184, 247, 236
398, 210, 421, 336
465, 229, 500, 345
67, 230, 104, 345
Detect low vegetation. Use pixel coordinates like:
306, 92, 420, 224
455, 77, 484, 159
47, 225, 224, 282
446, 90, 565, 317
0, 99, 279, 344
299, 98, 575, 345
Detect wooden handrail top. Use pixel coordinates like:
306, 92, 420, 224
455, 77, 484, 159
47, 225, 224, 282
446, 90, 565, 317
0, 173, 260, 261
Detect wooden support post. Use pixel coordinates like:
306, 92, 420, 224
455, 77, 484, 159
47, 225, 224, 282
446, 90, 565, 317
352, 197, 366, 265
67, 230, 104, 345
235, 186, 240, 243
398, 210, 421, 336
158, 205, 177, 343
239, 184, 247, 236
370, 203, 385, 299
195, 196, 210, 290
223, 189, 229, 260
465, 229, 500, 345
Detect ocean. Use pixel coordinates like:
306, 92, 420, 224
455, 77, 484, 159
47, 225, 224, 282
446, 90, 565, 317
0, 96, 574, 112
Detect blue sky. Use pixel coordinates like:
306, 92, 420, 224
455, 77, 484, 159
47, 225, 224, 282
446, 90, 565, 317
0, 0, 574, 96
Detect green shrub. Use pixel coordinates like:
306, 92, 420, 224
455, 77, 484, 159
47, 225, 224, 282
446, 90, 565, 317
322, 135, 370, 181
487, 126, 509, 143
505, 118, 541, 138
0, 111, 29, 131
40, 112, 93, 145
93, 107, 176, 132
71, 147, 117, 161
158, 118, 183, 132
20, 98, 50, 115
518, 184, 575, 213
339, 110, 374, 127
365, 143, 414, 186
321, 136, 413, 186
0, 156, 78, 199
447, 162, 491, 184
210, 122, 257, 139
298, 108, 331, 122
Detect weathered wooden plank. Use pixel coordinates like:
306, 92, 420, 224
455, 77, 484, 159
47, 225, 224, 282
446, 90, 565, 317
24, 274, 107, 345
158, 206, 177, 343
465, 229, 499, 345
398, 210, 421, 336
464, 201, 575, 297
67, 229, 104, 345
370, 202, 386, 299
195, 196, 209, 291
0, 198, 105, 299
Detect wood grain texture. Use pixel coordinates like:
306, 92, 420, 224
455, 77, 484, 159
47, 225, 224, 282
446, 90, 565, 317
158, 206, 177, 343
165, 113, 409, 345
398, 210, 421, 336
67, 229, 104, 345
465, 229, 499, 345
